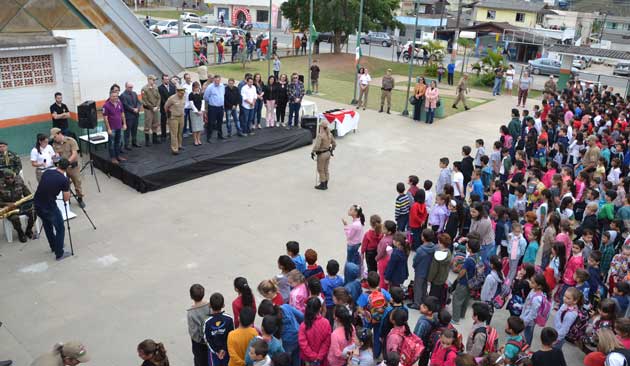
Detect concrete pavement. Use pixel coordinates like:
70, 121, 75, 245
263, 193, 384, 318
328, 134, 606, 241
0, 95, 585, 365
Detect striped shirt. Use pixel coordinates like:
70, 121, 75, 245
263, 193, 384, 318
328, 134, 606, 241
395, 193, 411, 218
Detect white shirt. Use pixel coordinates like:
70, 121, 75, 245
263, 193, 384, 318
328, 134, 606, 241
505, 69, 515, 80
452, 171, 464, 197
241, 84, 257, 110
30, 144, 55, 169
359, 73, 371, 86
534, 118, 542, 134
183, 80, 193, 109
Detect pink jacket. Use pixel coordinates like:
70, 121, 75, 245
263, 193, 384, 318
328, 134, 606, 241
425, 87, 439, 109
327, 326, 355, 366
386, 326, 406, 355
299, 316, 332, 365
290, 283, 309, 313
556, 232, 573, 259
563, 254, 584, 286
429, 342, 458, 366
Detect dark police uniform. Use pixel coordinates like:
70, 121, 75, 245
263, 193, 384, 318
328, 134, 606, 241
34, 169, 69, 259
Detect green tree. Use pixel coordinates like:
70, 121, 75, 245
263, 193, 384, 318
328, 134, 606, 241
280, 0, 401, 53
457, 38, 474, 72
424, 40, 445, 64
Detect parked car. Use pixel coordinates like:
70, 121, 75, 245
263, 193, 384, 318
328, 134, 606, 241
223, 28, 247, 45
613, 62, 630, 77
180, 12, 200, 22
316, 32, 348, 43
153, 20, 179, 35
182, 23, 204, 36
573, 58, 586, 70
577, 56, 592, 68
527, 58, 578, 76
360, 31, 392, 47
196, 27, 215, 42
200, 14, 212, 23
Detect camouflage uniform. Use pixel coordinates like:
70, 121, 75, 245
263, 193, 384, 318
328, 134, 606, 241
0, 150, 22, 175
0, 169, 34, 241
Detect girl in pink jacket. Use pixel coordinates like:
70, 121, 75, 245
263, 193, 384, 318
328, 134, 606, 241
299, 298, 332, 366
327, 306, 355, 366
385, 308, 411, 356
424, 81, 439, 124
429, 329, 459, 366
376, 221, 396, 290
288, 269, 308, 313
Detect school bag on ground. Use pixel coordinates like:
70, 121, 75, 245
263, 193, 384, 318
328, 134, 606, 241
399, 331, 425, 366
364, 289, 388, 325
534, 294, 552, 327
564, 307, 589, 344
472, 325, 499, 355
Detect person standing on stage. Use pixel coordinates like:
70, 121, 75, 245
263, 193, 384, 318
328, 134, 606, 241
141, 75, 161, 146
240, 77, 257, 135
189, 81, 205, 146
0, 141, 22, 176
224, 78, 243, 137
50, 92, 70, 136
182, 73, 194, 137
30, 134, 56, 182
276, 74, 289, 127
120, 82, 142, 149
287, 73, 304, 129
34, 158, 71, 261
311, 120, 336, 190
263, 75, 278, 127
164, 86, 187, 155
158, 74, 176, 142
204, 74, 225, 142
0, 169, 35, 243
50, 128, 84, 208
102, 90, 127, 165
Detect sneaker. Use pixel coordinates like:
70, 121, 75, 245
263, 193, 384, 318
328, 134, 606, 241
76, 197, 86, 209
56, 252, 72, 261
118, 156, 127, 161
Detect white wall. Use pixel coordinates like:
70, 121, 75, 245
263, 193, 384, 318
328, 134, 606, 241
0, 47, 66, 121
53, 29, 147, 104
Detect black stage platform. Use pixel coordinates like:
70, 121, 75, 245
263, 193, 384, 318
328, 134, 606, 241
91, 128, 313, 193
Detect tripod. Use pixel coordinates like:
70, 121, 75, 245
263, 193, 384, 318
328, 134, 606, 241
80, 128, 102, 193
69, 188, 96, 231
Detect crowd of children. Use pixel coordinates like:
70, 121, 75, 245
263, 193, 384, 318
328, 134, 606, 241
136, 83, 630, 366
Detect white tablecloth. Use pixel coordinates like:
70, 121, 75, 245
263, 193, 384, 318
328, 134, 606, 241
323, 110, 360, 137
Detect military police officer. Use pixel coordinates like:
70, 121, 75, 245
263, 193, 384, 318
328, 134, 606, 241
50, 127, 85, 208
0, 141, 22, 175
311, 120, 336, 190
0, 169, 35, 242
164, 86, 186, 155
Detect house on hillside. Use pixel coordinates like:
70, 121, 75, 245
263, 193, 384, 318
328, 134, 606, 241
600, 15, 630, 51
209, 0, 286, 29
472, 0, 546, 28
398, 0, 449, 16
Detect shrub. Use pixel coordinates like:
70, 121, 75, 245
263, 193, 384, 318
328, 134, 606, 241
424, 63, 438, 77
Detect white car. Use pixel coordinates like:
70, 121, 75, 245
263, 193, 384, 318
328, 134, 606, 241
180, 12, 200, 22
153, 20, 179, 35
200, 14, 212, 24
182, 23, 203, 36
195, 27, 215, 42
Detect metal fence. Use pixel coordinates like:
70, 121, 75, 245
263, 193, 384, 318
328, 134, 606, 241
576, 71, 630, 96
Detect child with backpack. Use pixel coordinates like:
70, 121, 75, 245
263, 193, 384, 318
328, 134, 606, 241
508, 263, 537, 317
384, 233, 410, 289
376, 221, 396, 290
481, 255, 506, 323
530, 328, 567, 366
560, 241, 585, 301
427, 233, 453, 308
552, 287, 582, 349
425, 309, 464, 356
413, 296, 439, 366
451, 238, 481, 324
345, 328, 374, 366
362, 215, 384, 273
581, 298, 618, 353
520, 274, 552, 345
503, 316, 528, 366
410, 229, 437, 309
385, 309, 424, 366
574, 268, 591, 308
466, 302, 496, 358
507, 222, 527, 282
379, 287, 407, 355
429, 329, 460, 366
356, 271, 391, 358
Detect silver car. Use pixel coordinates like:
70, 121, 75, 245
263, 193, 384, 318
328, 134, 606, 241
527, 58, 578, 76
360, 31, 392, 47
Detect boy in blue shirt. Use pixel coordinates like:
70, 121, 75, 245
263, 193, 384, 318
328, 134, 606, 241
469, 169, 485, 200
321, 259, 344, 324
503, 316, 527, 365
413, 296, 439, 366
447, 62, 455, 85
357, 271, 392, 358
286, 241, 306, 273
480, 155, 493, 192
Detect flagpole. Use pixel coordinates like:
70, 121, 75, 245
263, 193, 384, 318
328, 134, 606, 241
350, 0, 364, 105
306, 0, 314, 95
402, 0, 420, 117
268, 0, 272, 78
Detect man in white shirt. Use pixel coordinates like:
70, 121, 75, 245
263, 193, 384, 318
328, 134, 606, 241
452, 161, 464, 200
182, 73, 193, 136
240, 77, 257, 135
357, 68, 371, 110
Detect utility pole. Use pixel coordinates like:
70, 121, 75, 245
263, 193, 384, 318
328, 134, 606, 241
267, 0, 272, 78
451, 0, 464, 63
598, 13, 608, 43
306, 0, 314, 95
402, 0, 420, 117
350, 0, 365, 104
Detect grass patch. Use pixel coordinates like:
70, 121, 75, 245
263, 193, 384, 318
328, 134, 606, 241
135, 9, 205, 19
197, 55, 488, 118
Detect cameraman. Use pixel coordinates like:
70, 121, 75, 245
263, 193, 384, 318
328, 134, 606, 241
34, 158, 71, 261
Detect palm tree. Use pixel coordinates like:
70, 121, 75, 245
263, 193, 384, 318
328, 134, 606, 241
457, 38, 475, 73
424, 40, 446, 64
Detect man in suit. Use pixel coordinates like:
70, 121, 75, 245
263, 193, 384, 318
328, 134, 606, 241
119, 82, 142, 149
158, 74, 176, 142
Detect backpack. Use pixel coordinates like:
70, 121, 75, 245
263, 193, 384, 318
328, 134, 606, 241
534, 294, 552, 327
399, 331, 425, 366
564, 307, 590, 344
505, 338, 533, 364
472, 326, 499, 355
468, 255, 487, 291
492, 276, 512, 309
605, 348, 630, 366
507, 295, 524, 316
427, 324, 464, 355
502, 134, 513, 149
365, 289, 388, 325
450, 249, 466, 273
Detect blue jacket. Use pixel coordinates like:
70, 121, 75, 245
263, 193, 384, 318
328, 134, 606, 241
280, 304, 303, 346
292, 254, 306, 273
245, 336, 285, 365
321, 275, 345, 307
344, 263, 362, 302
412, 243, 436, 279
384, 248, 409, 285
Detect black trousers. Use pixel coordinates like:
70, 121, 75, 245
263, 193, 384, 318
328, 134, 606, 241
429, 282, 448, 308
160, 107, 168, 137
447, 73, 454, 85
365, 249, 378, 273
276, 102, 287, 122
192, 339, 209, 366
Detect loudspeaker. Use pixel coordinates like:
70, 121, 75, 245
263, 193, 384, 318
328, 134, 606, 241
77, 100, 97, 129
301, 115, 318, 139
298, 74, 305, 83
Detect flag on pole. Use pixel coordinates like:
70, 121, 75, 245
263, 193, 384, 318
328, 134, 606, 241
355, 46, 362, 70
309, 23, 319, 43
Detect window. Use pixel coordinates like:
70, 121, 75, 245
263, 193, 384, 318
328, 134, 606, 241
256, 10, 269, 23
515, 12, 525, 22
0, 54, 54, 89
607, 22, 618, 30
487, 10, 496, 19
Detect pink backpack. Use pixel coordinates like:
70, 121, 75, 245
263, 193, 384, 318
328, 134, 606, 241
534, 294, 552, 327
